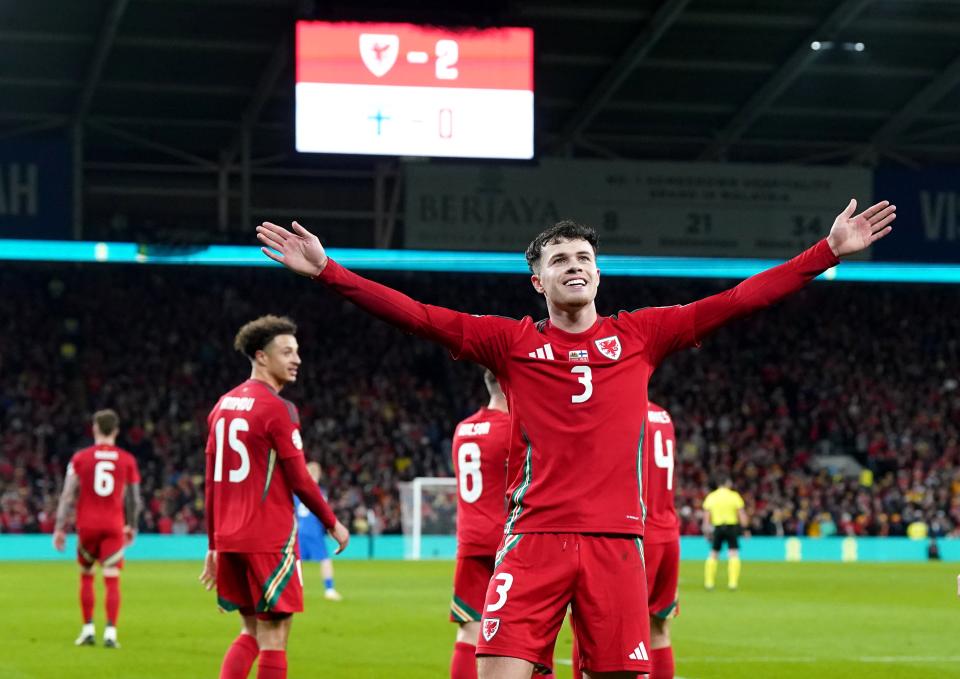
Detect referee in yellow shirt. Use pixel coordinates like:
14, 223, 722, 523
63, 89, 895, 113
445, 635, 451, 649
702, 477, 749, 591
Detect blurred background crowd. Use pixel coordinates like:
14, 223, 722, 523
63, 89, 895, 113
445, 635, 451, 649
2, 263, 957, 540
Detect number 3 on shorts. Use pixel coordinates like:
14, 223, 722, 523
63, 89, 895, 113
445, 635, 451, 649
486, 572, 514, 612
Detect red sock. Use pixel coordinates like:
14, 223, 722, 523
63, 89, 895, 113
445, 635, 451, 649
220, 633, 260, 679
257, 650, 287, 679
80, 573, 95, 623
571, 631, 583, 679
651, 646, 675, 679
450, 641, 477, 679
104, 576, 120, 626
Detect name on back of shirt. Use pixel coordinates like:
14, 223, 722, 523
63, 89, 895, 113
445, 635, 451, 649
457, 421, 491, 437
221, 396, 255, 411
647, 410, 671, 423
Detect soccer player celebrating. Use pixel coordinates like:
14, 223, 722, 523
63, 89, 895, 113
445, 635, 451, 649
258, 197, 894, 679
450, 369, 511, 679
53, 409, 142, 649
702, 477, 750, 591
572, 401, 680, 679
294, 461, 342, 601
199, 315, 349, 679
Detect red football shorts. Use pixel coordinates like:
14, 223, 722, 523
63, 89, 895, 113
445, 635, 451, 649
216, 551, 303, 620
450, 554, 495, 623
477, 533, 651, 675
77, 528, 125, 569
645, 539, 680, 620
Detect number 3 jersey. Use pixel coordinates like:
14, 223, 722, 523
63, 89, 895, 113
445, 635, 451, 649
452, 407, 511, 556
68, 445, 141, 534
204, 379, 306, 553
316, 239, 839, 537
642, 401, 680, 544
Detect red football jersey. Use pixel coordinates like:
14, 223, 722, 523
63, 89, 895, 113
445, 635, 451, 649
452, 407, 511, 556
69, 444, 141, 534
642, 401, 680, 544
318, 239, 838, 536
205, 379, 306, 553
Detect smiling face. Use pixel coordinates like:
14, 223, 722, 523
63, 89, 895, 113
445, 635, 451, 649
530, 237, 600, 311
256, 333, 301, 386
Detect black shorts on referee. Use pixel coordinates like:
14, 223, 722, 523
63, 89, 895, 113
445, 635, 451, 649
711, 524, 741, 551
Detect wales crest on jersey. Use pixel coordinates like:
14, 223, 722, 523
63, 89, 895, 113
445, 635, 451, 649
595, 335, 622, 360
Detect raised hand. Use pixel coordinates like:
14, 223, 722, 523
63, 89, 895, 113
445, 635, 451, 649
826, 199, 896, 258
257, 221, 328, 277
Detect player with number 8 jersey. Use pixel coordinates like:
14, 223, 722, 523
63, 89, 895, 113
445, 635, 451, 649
449, 369, 511, 679
258, 196, 896, 678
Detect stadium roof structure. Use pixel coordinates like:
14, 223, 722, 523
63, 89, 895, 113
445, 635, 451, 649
3, 0, 960, 243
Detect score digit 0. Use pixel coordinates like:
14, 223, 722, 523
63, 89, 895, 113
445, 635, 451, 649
439, 108, 453, 139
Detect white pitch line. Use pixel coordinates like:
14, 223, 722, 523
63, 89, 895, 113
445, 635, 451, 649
681, 655, 960, 664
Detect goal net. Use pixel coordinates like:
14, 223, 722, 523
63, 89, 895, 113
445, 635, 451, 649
399, 477, 457, 560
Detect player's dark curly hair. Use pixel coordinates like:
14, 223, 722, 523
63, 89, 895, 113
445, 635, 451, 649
234, 315, 297, 359
524, 220, 599, 273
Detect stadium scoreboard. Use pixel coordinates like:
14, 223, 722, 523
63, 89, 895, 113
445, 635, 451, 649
295, 21, 534, 159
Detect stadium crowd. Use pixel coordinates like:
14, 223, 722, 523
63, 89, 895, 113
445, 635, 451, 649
1, 263, 958, 539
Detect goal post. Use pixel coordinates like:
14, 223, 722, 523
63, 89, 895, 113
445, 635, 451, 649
399, 477, 457, 560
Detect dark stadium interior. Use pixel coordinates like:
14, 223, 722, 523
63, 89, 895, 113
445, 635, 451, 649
2, 263, 957, 539
5, 0, 960, 245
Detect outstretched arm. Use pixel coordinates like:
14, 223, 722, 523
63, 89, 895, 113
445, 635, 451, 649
53, 468, 79, 551
650, 200, 895, 357
257, 221, 512, 367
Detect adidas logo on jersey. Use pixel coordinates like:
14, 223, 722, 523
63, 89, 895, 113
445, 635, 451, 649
527, 343, 555, 360
628, 641, 649, 661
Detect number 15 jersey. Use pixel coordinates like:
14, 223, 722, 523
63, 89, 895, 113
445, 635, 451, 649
205, 378, 306, 553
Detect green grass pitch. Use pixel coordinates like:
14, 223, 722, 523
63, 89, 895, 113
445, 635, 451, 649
2, 560, 958, 678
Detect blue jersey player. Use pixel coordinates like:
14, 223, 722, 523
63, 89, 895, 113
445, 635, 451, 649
295, 462, 342, 601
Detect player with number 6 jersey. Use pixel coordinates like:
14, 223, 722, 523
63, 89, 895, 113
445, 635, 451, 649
258, 197, 895, 678
53, 409, 142, 648
449, 369, 511, 679
200, 315, 349, 679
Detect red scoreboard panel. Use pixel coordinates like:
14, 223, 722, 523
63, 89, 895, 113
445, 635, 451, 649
295, 21, 534, 159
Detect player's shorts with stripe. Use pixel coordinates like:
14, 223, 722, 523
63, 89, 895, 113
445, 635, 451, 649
645, 538, 680, 620
712, 524, 741, 552
477, 533, 651, 675
77, 528, 125, 569
299, 533, 329, 561
216, 551, 303, 620
450, 554, 495, 623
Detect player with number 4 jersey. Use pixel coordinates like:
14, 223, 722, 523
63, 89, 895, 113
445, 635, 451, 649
199, 315, 349, 679
449, 369, 511, 679
259, 197, 895, 678
642, 401, 680, 679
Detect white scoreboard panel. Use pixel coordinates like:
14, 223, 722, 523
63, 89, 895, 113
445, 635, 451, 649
295, 21, 534, 159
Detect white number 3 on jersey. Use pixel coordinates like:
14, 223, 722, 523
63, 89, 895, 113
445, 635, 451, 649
571, 366, 593, 404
